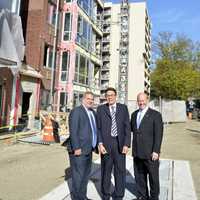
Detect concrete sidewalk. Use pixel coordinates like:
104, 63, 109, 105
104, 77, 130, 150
40, 156, 197, 200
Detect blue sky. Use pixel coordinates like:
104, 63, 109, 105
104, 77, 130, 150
110, 0, 200, 42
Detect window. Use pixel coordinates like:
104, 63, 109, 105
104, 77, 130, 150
47, 1, 56, 26
43, 44, 53, 68
74, 52, 89, 85
74, 53, 79, 82
61, 51, 70, 82
76, 15, 92, 50
73, 92, 83, 107
41, 90, 50, 110
60, 92, 68, 112
77, 0, 92, 17
79, 55, 86, 84
63, 13, 72, 41
0, 85, 2, 113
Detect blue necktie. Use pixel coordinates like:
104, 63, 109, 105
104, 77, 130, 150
88, 111, 97, 148
137, 111, 142, 129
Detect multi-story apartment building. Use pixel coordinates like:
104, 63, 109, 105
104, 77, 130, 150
0, 0, 62, 128
0, 0, 103, 129
101, 1, 151, 110
0, 0, 150, 129
54, 0, 103, 111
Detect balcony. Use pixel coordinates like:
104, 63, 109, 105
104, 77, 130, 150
101, 64, 110, 71
90, 78, 100, 89
103, 20, 111, 26
101, 74, 109, 80
102, 46, 110, 52
101, 83, 109, 90
102, 56, 110, 62
103, 28, 111, 34
104, 10, 111, 16
102, 37, 110, 43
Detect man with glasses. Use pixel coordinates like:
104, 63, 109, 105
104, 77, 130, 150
97, 87, 131, 200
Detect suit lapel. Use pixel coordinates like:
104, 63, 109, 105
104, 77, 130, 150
104, 103, 111, 118
116, 103, 121, 124
135, 110, 139, 128
80, 105, 90, 124
139, 108, 151, 128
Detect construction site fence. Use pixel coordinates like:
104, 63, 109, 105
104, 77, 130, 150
0, 111, 69, 136
149, 99, 187, 123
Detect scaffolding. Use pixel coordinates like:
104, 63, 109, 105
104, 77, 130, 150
118, 0, 129, 104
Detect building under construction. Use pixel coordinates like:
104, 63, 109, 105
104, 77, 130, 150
0, 0, 151, 130
101, 1, 151, 110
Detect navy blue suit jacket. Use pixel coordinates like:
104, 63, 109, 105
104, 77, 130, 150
97, 103, 131, 153
69, 105, 96, 155
131, 108, 163, 159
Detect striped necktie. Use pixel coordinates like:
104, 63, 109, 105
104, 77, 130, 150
111, 106, 117, 137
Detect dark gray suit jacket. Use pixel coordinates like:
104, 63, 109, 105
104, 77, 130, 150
131, 108, 163, 159
69, 105, 96, 155
97, 103, 131, 153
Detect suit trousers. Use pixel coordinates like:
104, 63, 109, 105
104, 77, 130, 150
101, 137, 126, 200
134, 157, 160, 200
69, 152, 92, 200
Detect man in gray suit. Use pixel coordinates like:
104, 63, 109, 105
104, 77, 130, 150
68, 91, 97, 200
131, 92, 163, 200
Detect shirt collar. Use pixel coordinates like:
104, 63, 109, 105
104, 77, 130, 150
109, 103, 117, 108
139, 106, 148, 113
82, 104, 92, 112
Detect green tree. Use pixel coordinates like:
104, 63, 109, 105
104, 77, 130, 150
151, 32, 200, 100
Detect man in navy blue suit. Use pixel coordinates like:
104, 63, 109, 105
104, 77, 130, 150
131, 92, 163, 200
97, 87, 131, 200
68, 91, 97, 200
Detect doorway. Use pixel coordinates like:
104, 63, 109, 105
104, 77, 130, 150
20, 92, 32, 129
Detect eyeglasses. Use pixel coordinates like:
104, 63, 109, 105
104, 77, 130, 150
106, 94, 116, 97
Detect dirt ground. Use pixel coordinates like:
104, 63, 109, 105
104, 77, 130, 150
0, 120, 200, 200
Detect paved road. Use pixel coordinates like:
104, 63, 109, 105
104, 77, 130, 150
161, 120, 200, 199
0, 120, 199, 200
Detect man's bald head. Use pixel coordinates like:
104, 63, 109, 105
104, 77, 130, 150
137, 92, 149, 110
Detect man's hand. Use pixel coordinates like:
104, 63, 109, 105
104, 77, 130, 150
98, 143, 107, 154
74, 149, 82, 156
122, 146, 129, 154
151, 152, 159, 161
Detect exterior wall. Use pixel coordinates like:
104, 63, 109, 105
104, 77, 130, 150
57, 0, 103, 110
0, 68, 13, 126
101, 2, 151, 110
109, 4, 120, 88
25, 0, 59, 111
128, 3, 146, 102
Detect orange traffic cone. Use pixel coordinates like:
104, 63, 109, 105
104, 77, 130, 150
42, 116, 54, 142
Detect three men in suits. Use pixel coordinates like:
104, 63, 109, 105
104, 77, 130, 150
97, 87, 131, 200
68, 91, 97, 200
131, 92, 163, 200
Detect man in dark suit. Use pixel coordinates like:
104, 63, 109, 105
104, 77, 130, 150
131, 92, 163, 200
68, 91, 97, 200
97, 87, 131, 200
